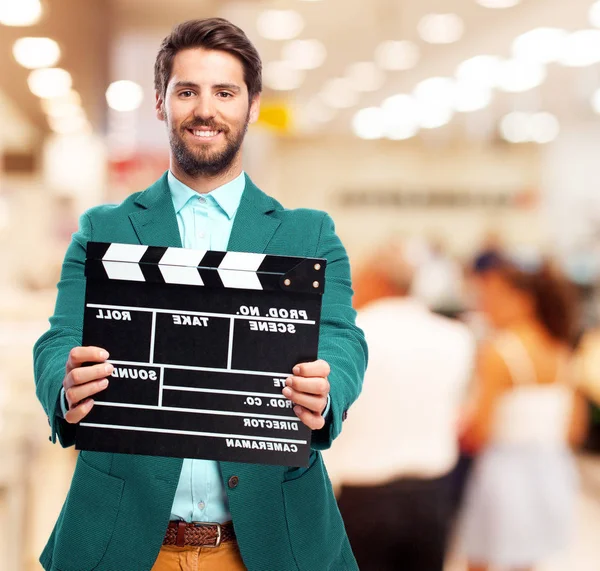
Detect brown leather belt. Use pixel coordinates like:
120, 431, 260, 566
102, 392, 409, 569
163, 521, 236, 548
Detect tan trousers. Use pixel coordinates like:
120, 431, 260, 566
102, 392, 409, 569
151, 542, 247, 571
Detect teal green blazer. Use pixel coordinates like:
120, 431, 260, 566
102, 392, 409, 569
33, 173, 367, 571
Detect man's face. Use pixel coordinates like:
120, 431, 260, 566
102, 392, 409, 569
156, 48, 260, 177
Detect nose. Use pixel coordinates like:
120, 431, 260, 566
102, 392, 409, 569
193, 93, 217, 121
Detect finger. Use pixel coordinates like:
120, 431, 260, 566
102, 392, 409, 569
67, 346, 110, 371
293, 405, 325, 430
285, 376, 329, 397
66, 378, 109, 408
292, 359, 330, 378
64, 399, 95, 424
67, 362, 113, 387
282, 387, 327, 415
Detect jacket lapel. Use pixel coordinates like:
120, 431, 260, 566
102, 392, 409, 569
129, 172, 182, 248
227, 174, 281, 254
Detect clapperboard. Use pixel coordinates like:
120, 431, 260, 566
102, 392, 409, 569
76, 242, 326, 467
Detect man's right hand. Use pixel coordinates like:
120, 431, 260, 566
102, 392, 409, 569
63, 346, 113, 424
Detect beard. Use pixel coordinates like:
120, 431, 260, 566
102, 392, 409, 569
169, 113, 249, 178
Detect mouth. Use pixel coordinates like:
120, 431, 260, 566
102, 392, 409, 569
186, 128, 223, 142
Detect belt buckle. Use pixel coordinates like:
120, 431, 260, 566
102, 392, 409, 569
192, 521, 222, 548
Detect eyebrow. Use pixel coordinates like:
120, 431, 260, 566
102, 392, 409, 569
172, 81, 242, 93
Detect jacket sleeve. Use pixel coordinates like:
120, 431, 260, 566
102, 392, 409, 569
33, 212, 92, 447
311, 213, 367, 450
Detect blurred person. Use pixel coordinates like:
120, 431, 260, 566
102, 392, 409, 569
32, 18, 367, 571
458, 253, 588, 571
411, 237, 465, 315
327, 240, 476, 571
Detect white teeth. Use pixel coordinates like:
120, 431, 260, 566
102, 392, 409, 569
192, 130, 219, 138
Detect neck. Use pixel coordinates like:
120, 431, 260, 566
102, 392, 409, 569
169, 155, 243, 194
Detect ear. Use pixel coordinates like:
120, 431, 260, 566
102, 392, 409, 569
155, 92, 166, 122
248, 94, 261, 125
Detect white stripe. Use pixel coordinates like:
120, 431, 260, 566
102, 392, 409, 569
219, 252, 266, 271
159, 265, 204, 286
108, 359, 291, 378
149, 312, 156, 363
163, 386, 287, 398
102, 261, 145, 282
79, 422, 307, 444
218, 269, 262, 290
103, 243, 147, 263
94, 401, 295, 421
227, 318, 234, 369
86, 303, 315, 324
158, 367, 164, 407
160, 247, 206, 268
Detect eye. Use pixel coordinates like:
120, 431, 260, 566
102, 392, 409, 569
179, 90, 195, 98
217, 92, 233, 99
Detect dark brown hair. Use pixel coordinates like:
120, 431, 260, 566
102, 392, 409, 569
154, 18, 262, 102
497, 259, 578, 344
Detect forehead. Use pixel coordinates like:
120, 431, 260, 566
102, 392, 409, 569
169, 48, 246, 88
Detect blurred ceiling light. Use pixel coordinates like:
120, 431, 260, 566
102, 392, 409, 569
302, 96, 336, 124
530, 112, 560, 143
44, 101, 84, 120
374, 40, 420, 71
48, 114, 91, 136
418, 13, 464, 45
456, 55, 503, 88
257, 10, 304, 41
381, 94, 420, 140
454, 81, 493, 112
495, 59, 546, 92
500, 112, 530, 143
0, 0, 42, 26
417, 104, 454, 129
281, 39, 326, 70
589, 1, 600, 28
352, 107, 385, 140
13, 37, 60, 69
28, 68, 73, 99
345, 62, 385, 92
41, 89, 82, 114
477, 0, 520, 7
414, 77, 456, 109
320, 77, 360, 109
106, 80, 144, 111
558, 30, 600, 67
263, 61, 305, 91
512, 28, 567, 64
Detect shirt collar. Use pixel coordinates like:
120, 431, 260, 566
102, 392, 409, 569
168, 170, 246, 220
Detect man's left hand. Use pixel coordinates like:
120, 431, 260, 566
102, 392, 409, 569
282, 359, 330, 430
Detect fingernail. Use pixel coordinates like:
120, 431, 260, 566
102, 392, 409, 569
87, 399, 95, 408
282, 387, 292, 398
104, 364, 113, 374
100, 350, 109, 360
293, 405, 302, 415
100, 379, 109, 388
293, 366, 300, 375
285, 377, 293, 387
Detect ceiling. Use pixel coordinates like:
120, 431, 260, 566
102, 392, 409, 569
2, 0, 600, 151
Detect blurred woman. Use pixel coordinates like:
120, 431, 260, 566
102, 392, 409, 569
458, 254, 587, 571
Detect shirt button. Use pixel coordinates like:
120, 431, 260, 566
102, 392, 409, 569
198, 231, 205, 238
198, 501, 205, 510
228, 476, 239, 489
197, 196, 206, 203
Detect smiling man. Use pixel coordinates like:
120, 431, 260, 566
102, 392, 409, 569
33, 18, 367, 571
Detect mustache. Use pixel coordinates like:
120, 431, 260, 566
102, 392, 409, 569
181, 119, 228, 132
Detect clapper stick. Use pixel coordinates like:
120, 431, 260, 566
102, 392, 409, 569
76, 242, 326, 467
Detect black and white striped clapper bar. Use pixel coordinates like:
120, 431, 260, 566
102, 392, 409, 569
77, 242, 326, 467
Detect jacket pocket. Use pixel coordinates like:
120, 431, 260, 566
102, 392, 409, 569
282, 453, 346, 571
53, 454, 124, 571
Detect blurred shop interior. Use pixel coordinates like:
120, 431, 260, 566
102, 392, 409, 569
2, 0, 600, 569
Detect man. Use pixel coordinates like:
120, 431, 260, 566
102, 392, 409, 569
33, 18, 367, 571
326, 241, 474, 571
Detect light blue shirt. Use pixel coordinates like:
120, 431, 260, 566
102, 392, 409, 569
168, 169, 246, 523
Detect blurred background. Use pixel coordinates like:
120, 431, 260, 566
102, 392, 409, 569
2, 0, 600, 569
